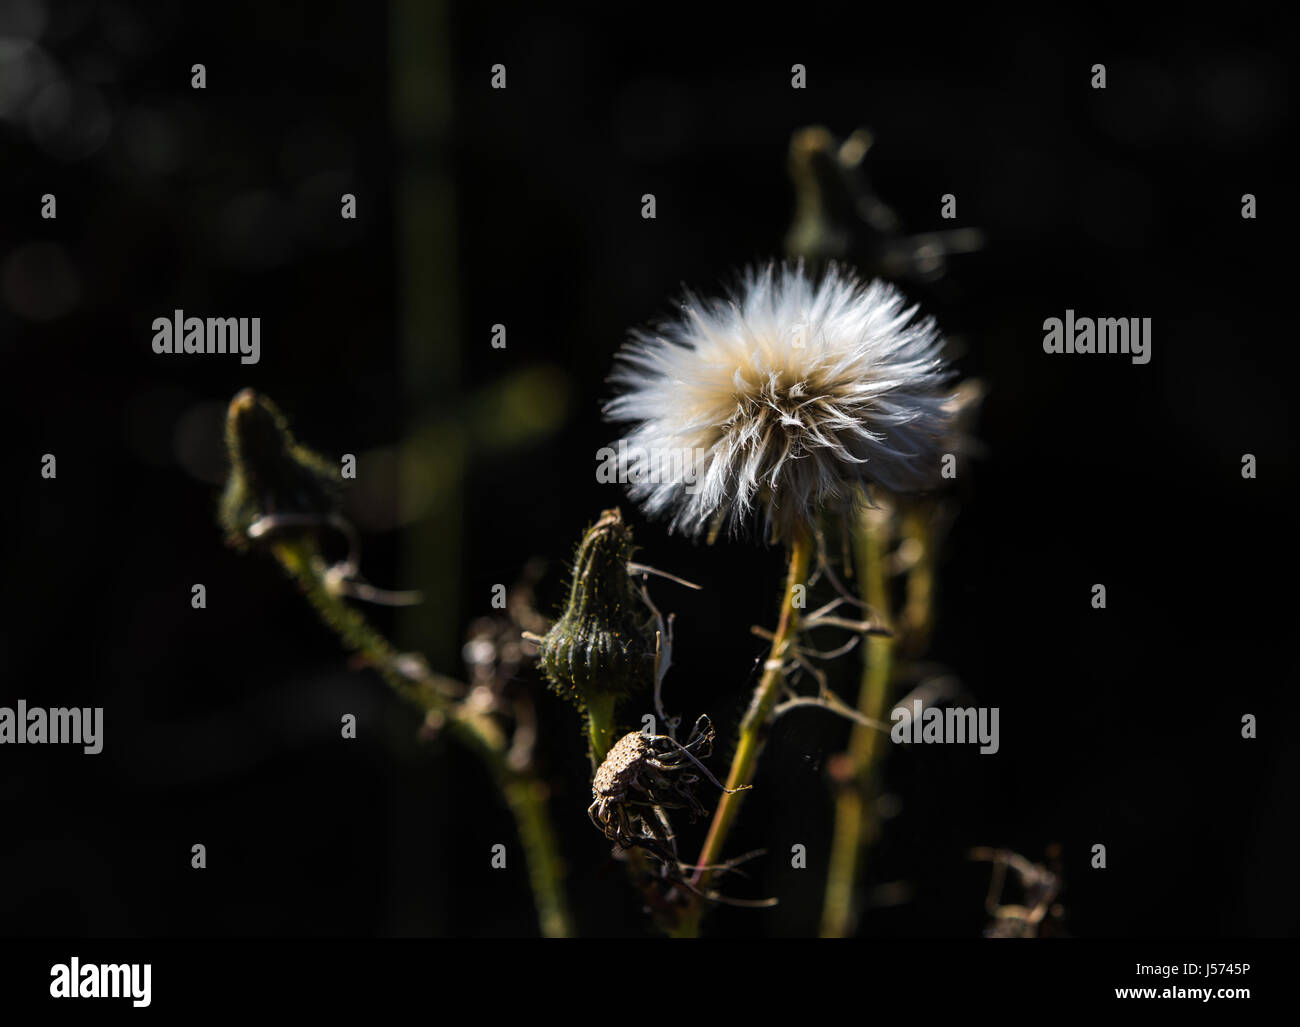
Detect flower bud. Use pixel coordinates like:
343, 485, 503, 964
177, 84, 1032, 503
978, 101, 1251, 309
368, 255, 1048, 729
219, 389, 340, 549
535, 509, 656, 708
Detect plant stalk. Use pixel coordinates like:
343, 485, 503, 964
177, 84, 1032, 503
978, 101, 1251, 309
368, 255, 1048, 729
677, 524, 813, 931
820, 502, 895, 937
271, 538, 575, 938
585, 692, 619, 766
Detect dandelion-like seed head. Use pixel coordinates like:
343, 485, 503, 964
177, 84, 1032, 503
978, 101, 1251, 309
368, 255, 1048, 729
604, 262, 957, 542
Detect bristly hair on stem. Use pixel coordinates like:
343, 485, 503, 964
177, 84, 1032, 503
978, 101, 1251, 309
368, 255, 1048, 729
216, 388, 576, 939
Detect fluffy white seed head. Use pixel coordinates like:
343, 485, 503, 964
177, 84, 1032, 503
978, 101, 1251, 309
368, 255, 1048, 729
604, 262, 957, 541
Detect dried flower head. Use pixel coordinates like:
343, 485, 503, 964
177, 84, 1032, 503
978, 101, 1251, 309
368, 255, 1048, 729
604, 262, 956, 541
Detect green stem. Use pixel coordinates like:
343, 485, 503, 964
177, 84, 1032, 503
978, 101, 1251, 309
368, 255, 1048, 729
585, 692, 619, 767
270, 538, 575, 938
675, 524, 813, 934
821, 503, 895, 937
391, 0, 462, 673
899, 506, 936, 659
499, 774, 575, 940
272, 540, 460, 712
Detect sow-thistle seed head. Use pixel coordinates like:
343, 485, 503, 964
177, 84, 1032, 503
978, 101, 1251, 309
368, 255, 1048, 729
535, 508, 656, 709
604, 261, 957, 541
219, 389, 341, 549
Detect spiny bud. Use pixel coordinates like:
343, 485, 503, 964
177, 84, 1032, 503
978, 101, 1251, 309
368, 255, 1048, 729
535, 508, 656, 708
219, 389, 340, 549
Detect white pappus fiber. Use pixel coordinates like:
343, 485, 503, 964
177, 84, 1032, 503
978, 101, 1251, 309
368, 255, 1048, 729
604, 261, 957, 540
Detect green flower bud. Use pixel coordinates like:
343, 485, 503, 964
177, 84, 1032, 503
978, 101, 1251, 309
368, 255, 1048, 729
219, 389, 341, 549
536, 509, 656, 708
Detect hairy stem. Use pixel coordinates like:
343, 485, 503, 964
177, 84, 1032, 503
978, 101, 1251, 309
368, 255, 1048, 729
270, 537, 575, 938
272, 540, 460, 712
821, 503, 895, 937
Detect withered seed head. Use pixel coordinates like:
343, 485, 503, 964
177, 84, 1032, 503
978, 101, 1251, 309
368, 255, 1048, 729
219, 389, 340, 549
535, 508, 656, 709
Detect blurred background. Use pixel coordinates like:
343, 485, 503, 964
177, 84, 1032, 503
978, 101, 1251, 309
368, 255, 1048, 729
1, 1, 1294, 937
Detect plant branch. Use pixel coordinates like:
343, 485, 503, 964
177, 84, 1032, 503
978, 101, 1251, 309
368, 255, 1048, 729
820, 501, 897, 937
270, 537, 575, 938
684, 524, 814, 913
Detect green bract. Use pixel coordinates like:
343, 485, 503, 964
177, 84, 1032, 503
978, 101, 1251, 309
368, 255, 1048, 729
536, 508, 656, 709
219, 389, 341, 549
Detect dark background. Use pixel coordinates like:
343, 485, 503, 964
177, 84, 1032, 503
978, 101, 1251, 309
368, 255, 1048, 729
1, 3, 1294, 938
